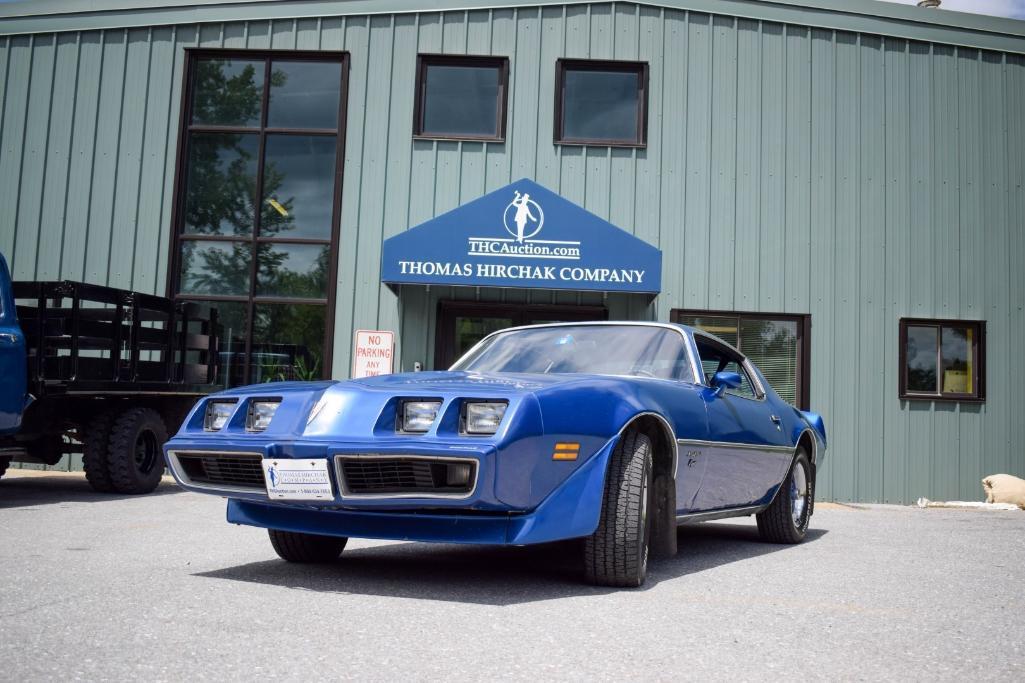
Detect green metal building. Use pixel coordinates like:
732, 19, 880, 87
1, 0, 1023, 503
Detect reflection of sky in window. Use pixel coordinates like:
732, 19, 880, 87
940, 327, 969, 370
906, 326, 938, 391
268, 61, 342, 129
262, 135, 336, 239
563, 70, 639, 141
422, 65, 500, 136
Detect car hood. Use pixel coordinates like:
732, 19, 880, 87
350, 370, 593, 393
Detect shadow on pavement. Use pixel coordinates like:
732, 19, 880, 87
0, 472, 183, 509
194, 523, 828, 605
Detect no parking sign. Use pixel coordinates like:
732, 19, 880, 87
351, 330, 394, 378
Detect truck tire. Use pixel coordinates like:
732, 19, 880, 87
268, 529, 347, 563
0, 456, 9, 479
106, 407, 168, 494
584, 430, 654, 587
756, 449, 812, 544
83, 411, 117, 492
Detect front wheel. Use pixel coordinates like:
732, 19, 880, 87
756, 450, 812, 543
584, 431, 654, 587
268, 529, 348, 563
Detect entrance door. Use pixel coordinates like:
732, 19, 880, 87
434, 301, 607, 369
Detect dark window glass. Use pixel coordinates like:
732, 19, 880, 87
267, 60, 342, 129
415, 56, 507, 140
173, 51, 346, 386
455, 316, 514, 360
191, 58, 264, 127
183, 133, 259, 236
900, 320, 983, 400
251, 304, 326, 382
178, 241, 252, 296
256, 243, 330, 299
196, 300, 249, 388
260, 135, 337, 240
557, 61, 646, 146
905, 325, 938, 393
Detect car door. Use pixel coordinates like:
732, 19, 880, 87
0, 254, 27, 434
689, 335, 793, 511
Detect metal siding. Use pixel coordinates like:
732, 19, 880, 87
1, 2, 1024, 501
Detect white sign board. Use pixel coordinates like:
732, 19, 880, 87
352, 330, 394, 378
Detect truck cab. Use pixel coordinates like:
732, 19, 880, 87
0, 253, 27, 435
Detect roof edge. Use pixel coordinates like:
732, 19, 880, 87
1, 0, 1024, 54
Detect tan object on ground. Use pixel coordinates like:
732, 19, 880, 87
981, 474, 1025, 509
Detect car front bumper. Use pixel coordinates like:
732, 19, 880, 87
165, 435, 618, 545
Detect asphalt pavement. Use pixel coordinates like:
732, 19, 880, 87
1, 470, 1022, 681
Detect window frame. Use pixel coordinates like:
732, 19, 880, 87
898, 317, 986, 402
166, 48, 350, 383
553, 58, 649, 148
672, 309, 812, 409
412, 53, 510, 142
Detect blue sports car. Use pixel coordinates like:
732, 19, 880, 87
164, 322, 826, 587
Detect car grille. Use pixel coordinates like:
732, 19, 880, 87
174, 452, 265, 490
337, 457, 475, 496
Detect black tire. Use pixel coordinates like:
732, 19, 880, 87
268, 529, 348, 563
0, 456, 9, 479
83, 411, 117, 492
106, 407, 168, 495
584, 431, 654, 587
757, 449, 813, 544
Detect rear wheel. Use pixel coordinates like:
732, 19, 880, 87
756, 449, 812, 544
268, 529, 348, 563
584, 430, 654, 587
106, 407, 168, 494
83, 411, 116, 492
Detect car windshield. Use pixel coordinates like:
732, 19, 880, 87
452, 325, 691, 380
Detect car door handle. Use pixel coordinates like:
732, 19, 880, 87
0, 332, 18, 345
770, 414, 782, 424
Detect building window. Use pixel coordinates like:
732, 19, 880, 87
672, 310, 811, 409
554, 59, 648, 147
899, 319, 985, 401
170, 50, 348, 387
413, 55, 509, 141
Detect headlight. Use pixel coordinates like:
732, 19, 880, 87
464, 402, 507, 435
246, 400, 281, 432
401, 401, 441, 433
204, 400, 236, 431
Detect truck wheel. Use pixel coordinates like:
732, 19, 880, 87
268, 529, 347, 563
584, 430, 654, 587
83, 412, 117, 492
106, 407, 168, 495
0, 456, 9, 479
756, 449, 812, 544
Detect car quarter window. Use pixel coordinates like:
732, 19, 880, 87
694, 337, 759, 400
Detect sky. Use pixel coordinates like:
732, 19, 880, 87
880, 0, 1025, 20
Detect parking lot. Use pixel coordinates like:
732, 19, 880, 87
1, 470, 1022, 681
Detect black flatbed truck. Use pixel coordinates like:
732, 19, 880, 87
0, 256, 219, 494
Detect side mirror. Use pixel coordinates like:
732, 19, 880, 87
710, 371, 743, 397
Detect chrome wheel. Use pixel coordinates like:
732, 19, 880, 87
790, 462, 808, 527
